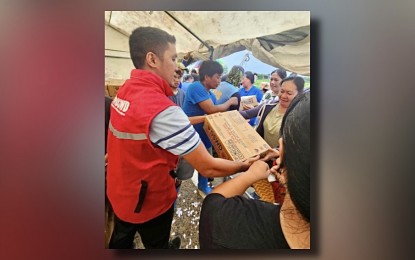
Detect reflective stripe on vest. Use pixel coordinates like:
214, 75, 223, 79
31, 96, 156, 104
109, 121, 147, 141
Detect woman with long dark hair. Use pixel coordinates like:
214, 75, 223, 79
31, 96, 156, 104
199, 92, 310, 249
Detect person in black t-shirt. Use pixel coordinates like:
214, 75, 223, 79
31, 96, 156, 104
199, 92, 310, 249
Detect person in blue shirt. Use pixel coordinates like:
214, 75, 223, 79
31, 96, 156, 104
181, 74, 194, 94
213, 65, 244, 111
183, 60, 238, 196
239, 71, 263, 126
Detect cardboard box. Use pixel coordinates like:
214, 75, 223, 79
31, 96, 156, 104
104, 85, 110, 97
239, 95, 258, 110
106, 79, 125, 97
203, 110, 271, 161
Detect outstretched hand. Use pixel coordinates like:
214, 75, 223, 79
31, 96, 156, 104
229, 97, 238, 106
239, 155, 260, 172
269, 151, 285, 177
260, 148, 280, 162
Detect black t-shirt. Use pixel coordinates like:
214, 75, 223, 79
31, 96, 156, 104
199, 193, 290, 249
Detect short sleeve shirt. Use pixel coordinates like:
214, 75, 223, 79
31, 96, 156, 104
183, 81, 216, 148
214, 81, 239, 105
199, 193, 290, 249
239, 85, 264, 126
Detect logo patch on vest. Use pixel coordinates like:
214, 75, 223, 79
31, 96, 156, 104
112, 96, 130, 116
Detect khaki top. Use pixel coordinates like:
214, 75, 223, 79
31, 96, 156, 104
263, 103, 284, 148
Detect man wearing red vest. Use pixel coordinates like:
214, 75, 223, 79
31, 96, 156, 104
107, 27, 258, 249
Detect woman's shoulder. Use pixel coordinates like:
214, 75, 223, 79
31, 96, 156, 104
263, 102, 278, 113
265, 102, 278, 107
201, 193, 282, 227
200, 193, 288, 249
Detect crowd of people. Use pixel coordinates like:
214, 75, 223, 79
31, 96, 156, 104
105, 26, 310, 249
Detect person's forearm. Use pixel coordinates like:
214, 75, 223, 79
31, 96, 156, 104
183, 143, 245, 178
199, 157, 246, 178
188, 115, 205, 125
202, 103, 229, 114
239, 103, 263, 119
211, 170, 261, 198
199, 98, 236, 114
210, 101, 232, 113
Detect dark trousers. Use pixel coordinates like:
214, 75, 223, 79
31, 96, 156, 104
109, 204, 175, 249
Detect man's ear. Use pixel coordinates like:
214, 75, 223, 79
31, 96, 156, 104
145, 52, 158, 69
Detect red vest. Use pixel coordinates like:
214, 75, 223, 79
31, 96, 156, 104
107, 69, 179, 224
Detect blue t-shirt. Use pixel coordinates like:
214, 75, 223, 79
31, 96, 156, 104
183, 81, 217, 148
181, 82, 191, 94
215, 81, 239, 105
239, 86, 263, 126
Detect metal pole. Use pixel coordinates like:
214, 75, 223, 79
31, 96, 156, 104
164, 11, 214, 60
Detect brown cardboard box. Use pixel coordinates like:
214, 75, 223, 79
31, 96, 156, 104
104, 85, 110, 97
106, 79, 125, 98
203, 110, 271, 161
239, 95, 258, 110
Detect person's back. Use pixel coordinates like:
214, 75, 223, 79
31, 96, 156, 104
212, 65, 244, 111
181, 74, 194, 94
199, 193, 289, 249
213, 81, 240, 110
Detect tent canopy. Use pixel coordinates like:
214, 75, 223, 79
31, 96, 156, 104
105, 11, 310, 76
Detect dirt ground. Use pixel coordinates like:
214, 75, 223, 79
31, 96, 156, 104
106, 172, 255, 249
133, 176, 221, 249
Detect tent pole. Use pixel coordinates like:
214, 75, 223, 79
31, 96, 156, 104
164, 11, 214, 60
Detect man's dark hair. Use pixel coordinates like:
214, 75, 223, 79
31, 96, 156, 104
183, 74, 193, 81
281, 76, 305, 93
221, 74, 228, 82
199, 60, 223, 82
191, 73, 200, 81
129, 27, 176, 69
175, 69, 183, 77
279, 91, 310, 221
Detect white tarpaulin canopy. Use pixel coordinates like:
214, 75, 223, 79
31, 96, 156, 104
105, 11, 310, 79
